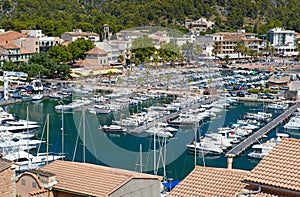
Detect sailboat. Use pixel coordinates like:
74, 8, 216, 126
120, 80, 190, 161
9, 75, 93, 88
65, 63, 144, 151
4, 113, 64, 171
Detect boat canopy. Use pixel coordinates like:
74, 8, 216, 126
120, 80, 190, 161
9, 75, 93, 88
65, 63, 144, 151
162, 180, 181, 190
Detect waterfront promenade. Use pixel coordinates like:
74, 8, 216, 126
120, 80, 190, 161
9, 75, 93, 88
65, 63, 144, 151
226, 102, 300, 157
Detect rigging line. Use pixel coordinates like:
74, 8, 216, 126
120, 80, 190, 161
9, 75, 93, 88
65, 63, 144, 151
72, 113, 83, 162
37, 116, 48, 154
86, 115, 99, 164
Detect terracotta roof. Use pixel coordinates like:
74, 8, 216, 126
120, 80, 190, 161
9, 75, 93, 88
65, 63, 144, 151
245, 138, 300, 193
0, 158, 11, 172
0, 31, 27, 45
0, 43, 20, 49
41, 160, 161, 197
72, 59, 99, 67
29, 189, 48, 196
85, 47, 108, 55
167, 166, 249, 197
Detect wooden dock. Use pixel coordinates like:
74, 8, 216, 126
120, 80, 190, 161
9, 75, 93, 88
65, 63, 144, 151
128, 97, 216, 135
226, 102, 300, 157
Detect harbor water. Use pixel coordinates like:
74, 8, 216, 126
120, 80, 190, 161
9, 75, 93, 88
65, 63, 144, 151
4, 98, 299, 181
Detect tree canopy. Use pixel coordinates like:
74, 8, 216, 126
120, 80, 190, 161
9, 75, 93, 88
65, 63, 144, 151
0, 0, 299, 37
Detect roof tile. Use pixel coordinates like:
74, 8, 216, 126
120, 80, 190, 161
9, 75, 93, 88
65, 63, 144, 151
245, 138, 300, 192
41, 160, 160, 197
167, 166, 249, 197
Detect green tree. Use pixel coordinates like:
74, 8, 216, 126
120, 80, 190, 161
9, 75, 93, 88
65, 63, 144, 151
131, 36, 155, 64
68, 38, 95, 62
48, 45, 72, 64
234, 42, 245, 60
212, 42, 221, 61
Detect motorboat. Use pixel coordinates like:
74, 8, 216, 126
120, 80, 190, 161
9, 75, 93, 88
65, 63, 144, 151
99, 125, 127, 133
4, 150, 64, 172
186, 141, 223, 155
88, 104, 111, 114
283, 116, 300, 130
248, 133, 289, 159
32, 94, 43, 101
248, 144, 274, 159
145, 127, 173, 138
267, 103, 289, 110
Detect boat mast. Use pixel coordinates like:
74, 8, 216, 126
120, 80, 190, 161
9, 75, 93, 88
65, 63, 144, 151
61, 101, 64, 160
163, 136, 167, 182
27, 105, 30, 170
139, 144, 143, 173
153, 126, 156, 175
46, 114, 49, 165
83, 108, 86, 163
194, 116, 197, 167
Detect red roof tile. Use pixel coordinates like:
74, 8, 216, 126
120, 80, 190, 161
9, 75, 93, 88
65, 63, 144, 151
0, 158, 11, 172
41, 160, 161, 197
167, 166, 249, 197
0, 31, 27, 45
245, 138, 300, 193
85, 47, 108, 55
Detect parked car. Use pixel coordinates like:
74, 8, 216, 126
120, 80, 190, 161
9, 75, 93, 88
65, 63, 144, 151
258, 93, 267, 99
280, 86, 289, 90
266, 93, 274, 99
237, 91, 245, 97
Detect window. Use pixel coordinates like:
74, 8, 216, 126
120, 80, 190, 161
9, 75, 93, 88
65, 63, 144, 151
32, 182, 37, 188
21, 179, 26, 185
35, 42, 38, 45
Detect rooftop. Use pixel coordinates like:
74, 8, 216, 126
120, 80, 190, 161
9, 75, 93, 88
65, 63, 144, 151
0, 31, 27, 45
85, 47, 108, 55
167, 166, 249, 197
0, 158, 11, 172
245, 138, 300, 193
41, 160, 161, 197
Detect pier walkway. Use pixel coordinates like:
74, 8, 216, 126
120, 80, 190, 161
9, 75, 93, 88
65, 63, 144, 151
226, 102, 300, 157
128, 97, 216, 135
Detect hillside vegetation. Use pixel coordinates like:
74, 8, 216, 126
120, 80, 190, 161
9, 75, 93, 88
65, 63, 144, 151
0, 0, 299, 37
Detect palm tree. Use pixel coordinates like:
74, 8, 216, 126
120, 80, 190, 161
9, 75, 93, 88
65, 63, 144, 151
107, 70, 114, 89
234, 42, 244, 60
166, 74, 171, 91
212, 42, 221, 61
224, 55, 230, 64
145, 70, 151, 91
126, 69, 132, 85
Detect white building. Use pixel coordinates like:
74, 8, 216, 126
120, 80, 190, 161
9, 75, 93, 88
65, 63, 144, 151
21, 30, 43, 38
61, 29, 99, 42
267, 28, 298, 56
95, 41, 122, 64
39, 37, 61, 52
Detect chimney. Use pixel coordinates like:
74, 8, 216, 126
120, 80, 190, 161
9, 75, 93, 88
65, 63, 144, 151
227, 154, 233, 170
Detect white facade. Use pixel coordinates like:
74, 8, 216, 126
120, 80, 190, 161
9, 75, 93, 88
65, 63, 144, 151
267, 28, 298, 56
21, 30, 43, 38
95, 42, 122, 63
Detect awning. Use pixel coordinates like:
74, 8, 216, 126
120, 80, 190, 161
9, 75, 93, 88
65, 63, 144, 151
70, 73, 80, 78
162, 180, 181, 190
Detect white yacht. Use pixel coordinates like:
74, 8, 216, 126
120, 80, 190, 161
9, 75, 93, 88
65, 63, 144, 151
248, 144, 274, 159
267, 103, 289, 110
4, 150, 64, 172
99, 125, 127, 133
283, 116, 300, 130
186, 141, 223, 155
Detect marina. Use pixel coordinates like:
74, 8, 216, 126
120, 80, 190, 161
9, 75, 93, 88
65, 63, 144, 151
226, 102, 300, 157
